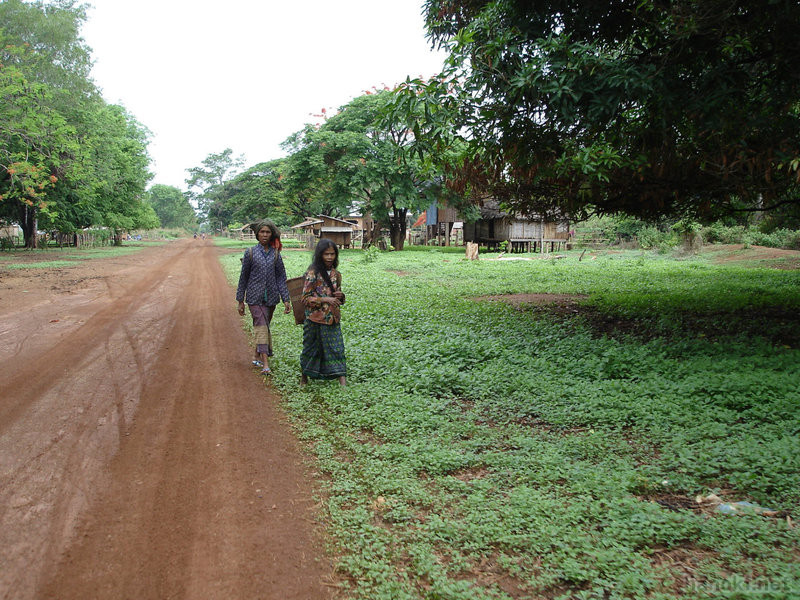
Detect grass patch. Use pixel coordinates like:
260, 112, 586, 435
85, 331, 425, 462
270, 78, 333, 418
221, 247, 800, 599
3, 260, 76, 269
214, 236, 306, 250
0, 243, 156, 269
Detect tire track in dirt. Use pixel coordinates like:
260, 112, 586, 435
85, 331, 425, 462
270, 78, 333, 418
0, 240, 333, 600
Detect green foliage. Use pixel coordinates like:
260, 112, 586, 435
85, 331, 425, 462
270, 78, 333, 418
146, 184, 196, 229
744, 229, 800, 251
0, 2, 154, 246
395, 0, 800, 222
185, 148, 245, 231
283, 92, 451, 249
702, 223, 800, 250
221, 159, 293, 228
221, 248, 800, 599
701, 223, 748, 245
362, 245, 380, 263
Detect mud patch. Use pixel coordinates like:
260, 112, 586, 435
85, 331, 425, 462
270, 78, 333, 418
704, 244, 800, 269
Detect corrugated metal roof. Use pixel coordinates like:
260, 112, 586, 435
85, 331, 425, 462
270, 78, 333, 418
291, 219, 323, 228
320, 227, 353, 233
318, 214, 354, 226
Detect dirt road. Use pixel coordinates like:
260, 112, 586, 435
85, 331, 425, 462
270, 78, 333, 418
0, 239, 334, 600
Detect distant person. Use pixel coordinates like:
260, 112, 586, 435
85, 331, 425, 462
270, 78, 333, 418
300, 238, 346, 386
236, 219, 291, 375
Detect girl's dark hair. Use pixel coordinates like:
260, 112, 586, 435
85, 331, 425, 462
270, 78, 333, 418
311, 238, 339, 274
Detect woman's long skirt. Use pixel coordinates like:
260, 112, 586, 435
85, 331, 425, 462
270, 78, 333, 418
301, 320, 346, 379
249, 304, 276, 356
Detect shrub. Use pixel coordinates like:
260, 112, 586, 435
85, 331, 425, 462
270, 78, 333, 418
363, 245, 380, 263
746, 228, 800, 250
701, 223, 747, 244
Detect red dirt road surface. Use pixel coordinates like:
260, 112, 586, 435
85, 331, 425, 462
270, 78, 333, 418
0, 239, 334, 600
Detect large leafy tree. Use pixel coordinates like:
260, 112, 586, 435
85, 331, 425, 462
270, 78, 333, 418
0, 50, 76, 247
146, 184, 196, 230
186, 148, 245, 232
222, 159, 292, 228
1, 0, 155, 246
394, 0, 800, 222
85, 104, 155, 243
284, 92, 437, 249
0, 0, 95, 247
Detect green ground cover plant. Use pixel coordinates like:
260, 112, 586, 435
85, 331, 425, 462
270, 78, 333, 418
216, 237, 305, 250
220, 246, 800, 600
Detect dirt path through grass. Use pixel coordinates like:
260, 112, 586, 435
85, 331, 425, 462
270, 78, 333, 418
0, 239, 333, 600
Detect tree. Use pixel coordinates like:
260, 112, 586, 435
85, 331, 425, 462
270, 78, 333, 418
0, 0, 94, 97
81, 104, 153, 244
0, 0, 95, 248
186, 148, 245, 232
284, 92, 437, 249
1, 0, 157, 246
146, 184, 197, 230
394, 0, 800, 222
0, 44, 77, 247
223, 159, 292, 228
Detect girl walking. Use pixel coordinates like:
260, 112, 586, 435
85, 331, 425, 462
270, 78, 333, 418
300, 239, 346, 386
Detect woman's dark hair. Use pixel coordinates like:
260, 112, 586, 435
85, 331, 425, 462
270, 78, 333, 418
311, 238, 339, 274
250, 219, 281, 243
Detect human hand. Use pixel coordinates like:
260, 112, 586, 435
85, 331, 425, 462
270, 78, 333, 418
283, 301, 292, 314
237, 301, 245, 316
333, 290, 344, 301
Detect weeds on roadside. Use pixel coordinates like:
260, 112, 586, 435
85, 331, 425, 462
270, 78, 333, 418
221, 248, 800, 599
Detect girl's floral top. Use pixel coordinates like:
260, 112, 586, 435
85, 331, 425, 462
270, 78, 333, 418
301, 267, 342, 325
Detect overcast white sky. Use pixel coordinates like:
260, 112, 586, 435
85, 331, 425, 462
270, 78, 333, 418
80, 0, 449, 190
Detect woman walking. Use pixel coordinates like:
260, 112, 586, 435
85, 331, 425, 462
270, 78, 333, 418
300, 238, 347, 386
236, 219, 291, 375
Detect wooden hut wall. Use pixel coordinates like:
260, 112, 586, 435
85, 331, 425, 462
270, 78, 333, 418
510, 220, 542, 239
437, 205, 459, 223
543, 221, 570, 238
325, 231, 351, 248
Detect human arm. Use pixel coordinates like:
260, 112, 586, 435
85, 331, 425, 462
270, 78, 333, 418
301, 271, 340, 308
235, 249, 251, 304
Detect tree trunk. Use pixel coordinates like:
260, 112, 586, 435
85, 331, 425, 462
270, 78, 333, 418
389, 206, 407, 251
681, 231, 702, 254
362, 211, 382, 249
19, 204, 38, 249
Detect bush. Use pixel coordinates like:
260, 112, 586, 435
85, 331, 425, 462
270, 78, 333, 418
638, 225, 675, 250
362, 245, 380, 263
702, 223, 800, 249
745, 228, 800, 250
701, 223, 746, 245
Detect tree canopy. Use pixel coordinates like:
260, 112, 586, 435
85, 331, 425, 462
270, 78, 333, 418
283, 92, 443, 249
146, 184, 197, 230
391, 0, 800, 222
0, 0, 154, 246
185, 148, 245, 233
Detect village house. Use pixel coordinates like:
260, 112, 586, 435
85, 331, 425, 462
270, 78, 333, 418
291, 215, 355, 249
463, 199, 572, 252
